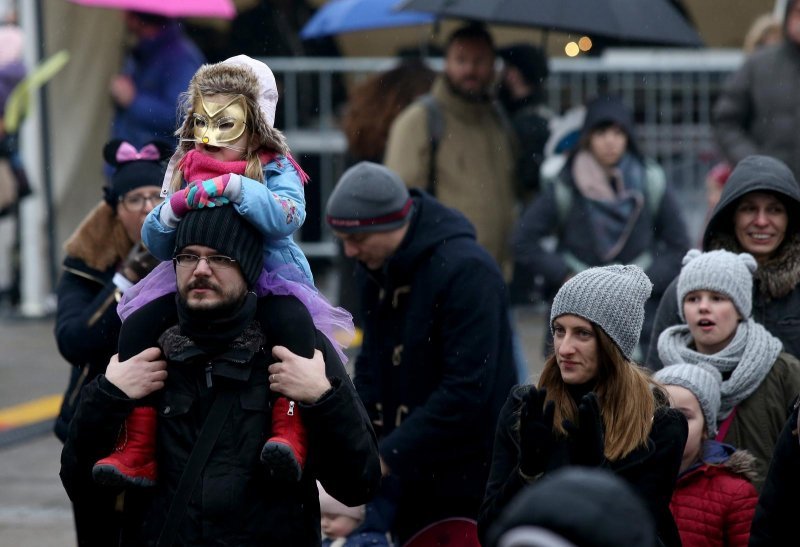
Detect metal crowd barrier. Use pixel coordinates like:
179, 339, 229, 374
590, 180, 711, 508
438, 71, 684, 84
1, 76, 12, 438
264, 51, 744, 257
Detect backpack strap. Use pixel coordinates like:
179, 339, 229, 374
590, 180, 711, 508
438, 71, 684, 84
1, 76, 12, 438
642, 159, 666, 218
715, 407, 738, 442
156, 389, 237, 547
419, 94, 444, 196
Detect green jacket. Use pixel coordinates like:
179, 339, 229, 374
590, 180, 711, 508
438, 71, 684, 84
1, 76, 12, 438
724, 352, 800, 491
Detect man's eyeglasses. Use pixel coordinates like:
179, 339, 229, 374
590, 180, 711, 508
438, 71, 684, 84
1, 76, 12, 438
119, 193, 163, 212
173, 254, 237, 270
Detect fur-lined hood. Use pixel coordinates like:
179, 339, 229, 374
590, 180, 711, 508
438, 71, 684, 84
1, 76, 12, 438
685, 440, 759, 484
63, 201, 134, 272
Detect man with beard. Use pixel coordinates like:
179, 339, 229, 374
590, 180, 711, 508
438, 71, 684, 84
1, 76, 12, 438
60, 206, 380, 546
383, 23, 518, 271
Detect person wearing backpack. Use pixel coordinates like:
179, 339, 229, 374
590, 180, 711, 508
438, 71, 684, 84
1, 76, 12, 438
383, 23, 517, 271
513, 95, 689, 359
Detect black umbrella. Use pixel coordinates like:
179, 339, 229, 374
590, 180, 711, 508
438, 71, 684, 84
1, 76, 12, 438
396, 0, 703, 47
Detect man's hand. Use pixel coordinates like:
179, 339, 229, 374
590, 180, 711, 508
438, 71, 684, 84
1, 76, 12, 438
105, 348, 167, 399
110, 74, 136, 108
268, 347, 331, 404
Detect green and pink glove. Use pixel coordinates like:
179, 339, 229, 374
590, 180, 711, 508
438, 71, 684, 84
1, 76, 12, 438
169, 174, 232, 218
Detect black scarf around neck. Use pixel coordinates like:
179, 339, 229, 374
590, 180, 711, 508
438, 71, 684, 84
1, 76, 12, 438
176, 291, 257, 352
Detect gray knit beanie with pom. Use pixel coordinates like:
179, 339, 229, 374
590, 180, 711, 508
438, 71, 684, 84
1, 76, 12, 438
550, 265, 653, 360
654, 363, 722, 437
676, 249, 758, 321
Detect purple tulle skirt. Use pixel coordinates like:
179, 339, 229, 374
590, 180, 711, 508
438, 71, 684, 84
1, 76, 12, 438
118, 261, 354, 365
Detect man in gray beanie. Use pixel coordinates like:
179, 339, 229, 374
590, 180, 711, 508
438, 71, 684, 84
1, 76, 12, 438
62, 205, 381, 545
326, 161, 517, 542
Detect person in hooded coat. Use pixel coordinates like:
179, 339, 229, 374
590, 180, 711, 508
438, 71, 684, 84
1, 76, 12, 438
326, 162, 517, 543
646, 154, 800, 371
513, 95, 689, 359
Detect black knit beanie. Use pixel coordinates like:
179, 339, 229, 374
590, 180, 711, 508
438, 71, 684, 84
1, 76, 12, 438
175, 206, 263, 286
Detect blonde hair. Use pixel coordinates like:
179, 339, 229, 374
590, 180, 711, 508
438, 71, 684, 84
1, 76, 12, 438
538, 325, 663, 461
169, 62, 290, 193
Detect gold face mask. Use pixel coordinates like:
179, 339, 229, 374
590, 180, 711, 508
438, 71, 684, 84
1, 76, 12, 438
190, 95, 249, 148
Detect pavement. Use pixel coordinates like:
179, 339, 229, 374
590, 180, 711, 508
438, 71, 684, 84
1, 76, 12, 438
0, 297, 548, 546
0, 316, 75, 546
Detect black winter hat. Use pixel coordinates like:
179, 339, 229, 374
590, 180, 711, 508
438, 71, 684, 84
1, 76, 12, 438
175, 207, 263, 287
582, 95, 635, 139
486, 467, 657, 547
102, 139, 172, 208
498, 44, 549, 85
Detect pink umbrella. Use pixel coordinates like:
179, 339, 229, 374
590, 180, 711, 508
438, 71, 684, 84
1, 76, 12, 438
65, 0, 236, 20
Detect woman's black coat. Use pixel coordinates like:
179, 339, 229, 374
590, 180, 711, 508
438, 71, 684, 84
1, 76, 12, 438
478, 386, 688, 547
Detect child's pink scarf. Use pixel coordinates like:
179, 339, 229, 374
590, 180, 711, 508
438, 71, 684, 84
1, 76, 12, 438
180, 149, 310, 185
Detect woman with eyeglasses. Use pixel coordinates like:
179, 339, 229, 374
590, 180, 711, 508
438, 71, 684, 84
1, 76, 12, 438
53, 138, 171, 545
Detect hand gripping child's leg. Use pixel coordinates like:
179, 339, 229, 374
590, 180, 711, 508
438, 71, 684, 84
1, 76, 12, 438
257, 295, 316, 481
93, 293, 177, 487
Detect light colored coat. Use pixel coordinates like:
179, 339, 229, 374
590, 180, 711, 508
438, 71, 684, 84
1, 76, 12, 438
384, 77, 517, 270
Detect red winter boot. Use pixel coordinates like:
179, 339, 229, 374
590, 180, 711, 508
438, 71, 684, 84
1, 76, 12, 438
260, 397, 307, 481
93, 406, 158, 487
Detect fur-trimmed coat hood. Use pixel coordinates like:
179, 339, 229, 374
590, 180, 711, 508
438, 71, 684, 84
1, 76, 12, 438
63, 201, 134, 272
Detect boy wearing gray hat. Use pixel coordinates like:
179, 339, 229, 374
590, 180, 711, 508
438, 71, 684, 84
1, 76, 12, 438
327, 161, 517, 543
657, 248, 800, 490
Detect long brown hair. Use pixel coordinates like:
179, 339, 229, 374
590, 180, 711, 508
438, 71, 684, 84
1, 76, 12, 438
340, 59, 435, 162
538, 323, 662, 461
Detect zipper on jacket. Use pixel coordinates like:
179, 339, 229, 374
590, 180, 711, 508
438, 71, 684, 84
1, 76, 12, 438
205, 364, 213, 388
288, 401, 295, 416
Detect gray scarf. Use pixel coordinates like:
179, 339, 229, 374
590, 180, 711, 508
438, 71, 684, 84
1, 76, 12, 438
657, 319, 782, 418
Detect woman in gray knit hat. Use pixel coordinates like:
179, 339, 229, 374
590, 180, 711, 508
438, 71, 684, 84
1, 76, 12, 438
657, 248, 800, 491
479, 264, 688, 547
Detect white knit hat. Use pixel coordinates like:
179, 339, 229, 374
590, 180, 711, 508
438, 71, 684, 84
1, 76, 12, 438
317, 481, 364, 521
654, 363, 722, 437
676, 249, 757, 321
550, 265, 653, 360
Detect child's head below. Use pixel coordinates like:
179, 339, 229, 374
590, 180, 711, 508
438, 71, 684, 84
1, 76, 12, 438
677, 249, 757, 355
321, 512, 362, 540
654, 363, 722, 473
318, 482, 364, 540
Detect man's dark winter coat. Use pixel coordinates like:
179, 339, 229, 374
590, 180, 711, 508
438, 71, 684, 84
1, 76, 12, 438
354, 190, 517, 539
60, 295, 380, 546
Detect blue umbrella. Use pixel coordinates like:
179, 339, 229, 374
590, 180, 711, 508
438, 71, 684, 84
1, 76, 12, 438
300, 0, 435, 40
